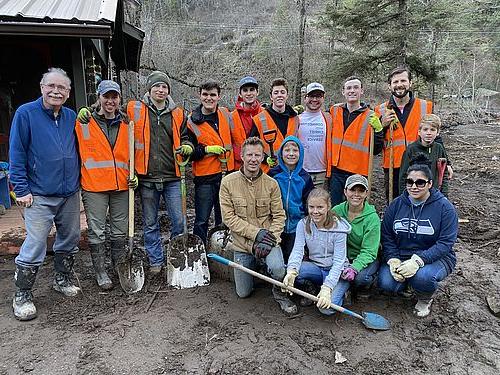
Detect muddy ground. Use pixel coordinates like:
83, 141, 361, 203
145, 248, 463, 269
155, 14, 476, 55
1, 112, 499, 375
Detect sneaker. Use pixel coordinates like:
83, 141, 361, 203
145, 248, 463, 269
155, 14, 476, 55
414, 299, 433, 317
13, 291, 37, 321
53, 273, 81, 297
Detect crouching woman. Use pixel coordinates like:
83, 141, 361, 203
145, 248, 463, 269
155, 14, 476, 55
378, 155, 458, 317
282, 188, 351, 313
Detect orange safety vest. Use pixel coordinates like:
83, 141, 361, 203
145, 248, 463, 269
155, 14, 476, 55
328, 106, 373, 176
187, 107, 235, 177
253, 110, 299, 172
75, 117, 129, 192
374, 98, 432, 169
126, 101, 184, 176
230, 109, 261, 170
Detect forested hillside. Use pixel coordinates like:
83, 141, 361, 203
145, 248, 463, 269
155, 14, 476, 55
124, 0, 499, 111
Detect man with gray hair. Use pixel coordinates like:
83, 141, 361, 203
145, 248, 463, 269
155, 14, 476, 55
9, 67, 81, 321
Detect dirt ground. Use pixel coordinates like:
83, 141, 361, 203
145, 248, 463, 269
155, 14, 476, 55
1, 112, 499, 375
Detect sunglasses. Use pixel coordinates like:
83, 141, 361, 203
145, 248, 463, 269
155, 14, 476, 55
405, 178, 429, 188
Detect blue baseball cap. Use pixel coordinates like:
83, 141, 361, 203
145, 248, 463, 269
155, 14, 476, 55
97, 80, 121, 95
239, 76, 258, 89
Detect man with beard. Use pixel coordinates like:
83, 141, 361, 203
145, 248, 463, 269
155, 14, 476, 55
375, 67, 447, 201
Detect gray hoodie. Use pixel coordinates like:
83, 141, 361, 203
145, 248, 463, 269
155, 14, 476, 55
287, 217, 351, 290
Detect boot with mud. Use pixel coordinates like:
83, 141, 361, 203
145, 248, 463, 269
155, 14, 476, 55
13, 265, 39, 321
272, 285, 298, 315
53, 253, 81, 297
111, 238, 128, 275
298, 280, 319, 307
89, 243, 113, 290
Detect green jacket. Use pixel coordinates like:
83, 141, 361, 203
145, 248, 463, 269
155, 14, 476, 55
333, 201, 380, 272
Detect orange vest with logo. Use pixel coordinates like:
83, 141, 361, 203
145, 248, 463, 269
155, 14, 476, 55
75, 117, 129, 192
187, 107, 235, 177
328, 106, 373, 176
253, 110, 299, 173
126, 101, 184, 176
374, 98, 432, 169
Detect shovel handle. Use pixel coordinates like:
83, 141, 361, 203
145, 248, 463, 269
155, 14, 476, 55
207, 253, 364, 320
128, 121, 135, 239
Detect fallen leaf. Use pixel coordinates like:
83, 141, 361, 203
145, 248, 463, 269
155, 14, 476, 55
335, 350, 347, 364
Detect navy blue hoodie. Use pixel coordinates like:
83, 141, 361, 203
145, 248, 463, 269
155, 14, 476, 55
269, 136, 314, 233
381, 188, 458, 272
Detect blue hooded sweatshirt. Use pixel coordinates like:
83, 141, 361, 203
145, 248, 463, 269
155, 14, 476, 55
381, 188, 458, 272
269, 136, 314, 233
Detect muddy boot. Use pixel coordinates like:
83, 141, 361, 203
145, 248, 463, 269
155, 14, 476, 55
299, 280, 319, 307
111, 238, 128, 274
53, 253, 81, 297
13, 265, 39, 321
89, 243, 113, 290
272, 285, 298, 316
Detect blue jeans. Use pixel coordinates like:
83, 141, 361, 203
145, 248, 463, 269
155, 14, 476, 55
295, 261, 344, 315
378, 259, 450, 299
140, 182, 184, 267
329, 169, 353, 207
332, 260, 380, 306
15, 192, 81, 267
193, 182, 221, 245
233, 247, 286, 298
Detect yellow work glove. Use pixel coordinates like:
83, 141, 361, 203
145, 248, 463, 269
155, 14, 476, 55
387, 258, 405, 282
266, 156, 277, 168
397, 254, 424, 278
316, 285, 332, 309
177, 144, 193, 156
127, 175, 138, 190
205, 145, 226, 155
77, 107, 92, 123
281, 269, 298, 295
369, 114, 383, 132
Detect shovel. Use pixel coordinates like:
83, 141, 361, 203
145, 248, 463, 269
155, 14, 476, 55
263, 128, 278, 164
167, 153, 210, 289
207, 253, 391, 331
116, 120, 145, 294
436, 158, 447, 190
367, 127, 375, 200
386, 103, 396, 203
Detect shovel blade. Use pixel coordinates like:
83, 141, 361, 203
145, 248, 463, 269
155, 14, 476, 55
362, 312, 391, 331
167, 233, 210, 289
116, 259, 145, 294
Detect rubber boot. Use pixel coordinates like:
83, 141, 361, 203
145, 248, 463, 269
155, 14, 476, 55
13, 265, 39, 321
111, 238, 128, 270
53, 253, 81, 297
89, 243, 113, 290
272, 285, 298, 316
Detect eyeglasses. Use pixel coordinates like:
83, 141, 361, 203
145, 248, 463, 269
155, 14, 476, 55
42, 83, 70, 93
405, 178, 429, 188
306, 93, 324, 99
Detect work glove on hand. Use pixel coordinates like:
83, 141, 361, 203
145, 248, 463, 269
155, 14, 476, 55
253, 242, 273, 259
397, 254, 424, 278
77, 107, 92, 123
254, 229, 277, 247
176, 144, 193, 156
127, 175, 138, 190
387, 258, 405, 282
205, 145, 226, 155
341, 266, 358, 282
266, 156, 277, 168
316, 285, 332, 309
369, 114, 383, 132
281, 269, 298, 294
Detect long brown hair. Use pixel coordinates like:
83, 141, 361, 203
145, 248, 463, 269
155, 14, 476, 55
305, 188, 340, 234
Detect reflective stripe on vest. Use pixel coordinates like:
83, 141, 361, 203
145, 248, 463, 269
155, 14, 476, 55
80, 123, 91, 140
332, 112, 372, 153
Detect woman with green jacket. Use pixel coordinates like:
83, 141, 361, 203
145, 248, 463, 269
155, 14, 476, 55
332, 174, 380, 298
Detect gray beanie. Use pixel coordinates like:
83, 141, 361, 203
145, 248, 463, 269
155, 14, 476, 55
146, 71, 171, 92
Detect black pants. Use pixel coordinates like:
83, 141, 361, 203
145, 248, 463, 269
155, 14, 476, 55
280, 232, 296, 265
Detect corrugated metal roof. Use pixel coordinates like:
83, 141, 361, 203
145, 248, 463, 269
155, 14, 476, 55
0, 0, 118, 24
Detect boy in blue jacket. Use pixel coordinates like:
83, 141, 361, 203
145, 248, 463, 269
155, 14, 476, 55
269, 136, 313, 263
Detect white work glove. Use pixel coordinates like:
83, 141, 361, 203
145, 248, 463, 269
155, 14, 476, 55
316, 285, 332, 309
397, 254, 424, 278
281, 269, 298, 295
387, 258, 405, 282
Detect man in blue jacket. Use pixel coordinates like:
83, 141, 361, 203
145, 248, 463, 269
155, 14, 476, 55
9, 68, 81, 321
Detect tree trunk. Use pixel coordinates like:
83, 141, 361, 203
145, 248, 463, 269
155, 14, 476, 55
294, 0, 306, 106
397, 0, 408, 66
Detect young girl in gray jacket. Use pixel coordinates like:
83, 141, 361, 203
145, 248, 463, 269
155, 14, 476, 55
282, 188, 351, 313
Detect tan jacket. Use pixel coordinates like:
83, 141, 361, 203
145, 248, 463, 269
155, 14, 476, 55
220, 170, 286, 254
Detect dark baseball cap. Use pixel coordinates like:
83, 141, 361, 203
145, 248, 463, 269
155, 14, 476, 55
97, 80, 121, 95
239, 76, 258, 89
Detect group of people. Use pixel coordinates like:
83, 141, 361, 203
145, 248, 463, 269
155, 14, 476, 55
8, 65, 458, 322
